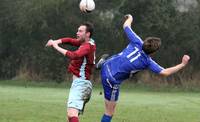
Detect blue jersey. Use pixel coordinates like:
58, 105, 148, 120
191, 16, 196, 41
103, 26, 164, 84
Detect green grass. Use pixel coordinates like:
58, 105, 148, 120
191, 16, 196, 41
0, 80, 200, 122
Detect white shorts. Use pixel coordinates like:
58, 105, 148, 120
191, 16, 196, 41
67, 78, 92, 114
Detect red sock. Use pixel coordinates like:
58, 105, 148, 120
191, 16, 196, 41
68, 116, 79, 122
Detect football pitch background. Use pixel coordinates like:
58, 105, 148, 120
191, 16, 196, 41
0, 81, 200, 122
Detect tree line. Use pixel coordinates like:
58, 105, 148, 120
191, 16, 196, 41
0, 0, 200, 86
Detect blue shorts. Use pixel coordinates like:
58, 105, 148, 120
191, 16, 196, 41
67, 78, 92, 114
101, 64, 120, 101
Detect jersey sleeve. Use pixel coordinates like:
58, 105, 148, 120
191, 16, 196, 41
65, 43, 90, 59
148, 58, 164, 74
60, 37, 81, 47
124, 26, 143, 47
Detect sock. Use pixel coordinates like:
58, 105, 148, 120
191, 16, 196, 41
101, 114, 112, 122
68, 116, 79, 122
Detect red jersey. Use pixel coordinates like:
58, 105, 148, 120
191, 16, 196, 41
60, 37, 96, 80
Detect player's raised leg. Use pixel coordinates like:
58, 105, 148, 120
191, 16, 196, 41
96, 54, 109, 69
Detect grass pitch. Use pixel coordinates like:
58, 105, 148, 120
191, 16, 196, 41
0, 81, 200, 122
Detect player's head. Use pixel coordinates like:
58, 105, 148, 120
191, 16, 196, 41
142, 37, 161, 54
82, 22, 94, 38
77, 22, 94, 42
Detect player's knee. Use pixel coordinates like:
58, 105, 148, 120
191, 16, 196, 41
67, 108, 79, 118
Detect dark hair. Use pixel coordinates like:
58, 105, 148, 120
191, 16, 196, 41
82, 22, 94, 38
142, 37, 161, 54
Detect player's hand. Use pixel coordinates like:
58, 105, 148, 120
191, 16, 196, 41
123, 14, 133, 28
124, 14, 133, 20
52, 41, 59, 48
181, 55, 190, 66
45, 39, 54, 47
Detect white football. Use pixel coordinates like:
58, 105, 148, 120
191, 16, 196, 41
79, 0, 95, 12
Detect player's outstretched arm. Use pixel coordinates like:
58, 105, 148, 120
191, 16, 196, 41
46, 40, 67, 55
123, 14, 133, 29
122, 14, 143, 46
159, 55, 190, 77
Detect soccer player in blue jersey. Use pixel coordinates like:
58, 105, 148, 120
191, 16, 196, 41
100, 14, 190, 122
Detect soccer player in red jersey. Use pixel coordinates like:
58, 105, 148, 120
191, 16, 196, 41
46, 22, 96, 122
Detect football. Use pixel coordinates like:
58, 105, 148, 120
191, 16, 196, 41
79, 0, 95, 13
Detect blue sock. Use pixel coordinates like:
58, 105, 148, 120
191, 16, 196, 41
101, 114, 112, 122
